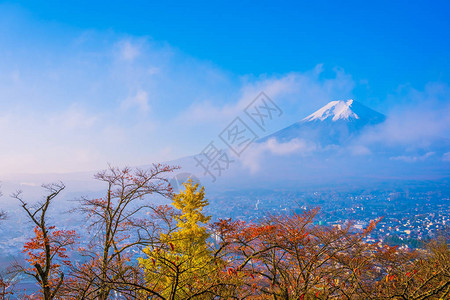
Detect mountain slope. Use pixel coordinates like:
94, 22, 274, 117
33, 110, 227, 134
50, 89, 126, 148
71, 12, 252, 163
260, 99, 385, 145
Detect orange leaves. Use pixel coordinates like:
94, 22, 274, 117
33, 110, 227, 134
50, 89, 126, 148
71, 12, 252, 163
242, 223, 277, 240
362, 217, 383, 235
214, 208, 411, 299
23, 226, 78, 270
213, 218, 245, 236
21, 223, 77, 297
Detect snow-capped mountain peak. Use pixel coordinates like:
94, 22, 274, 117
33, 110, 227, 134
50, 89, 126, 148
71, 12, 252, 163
303, 99, 359, 122
258, 98, 385, 144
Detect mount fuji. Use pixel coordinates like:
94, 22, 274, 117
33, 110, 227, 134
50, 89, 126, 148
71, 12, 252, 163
259, 99, 385, 146
174, 99, 450, 190
1, 99, 448, 198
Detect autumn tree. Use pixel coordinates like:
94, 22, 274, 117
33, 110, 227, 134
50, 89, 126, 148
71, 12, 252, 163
66, 165, 178, 300
2, 174, 448, 299
0, 273, 15, 300
12, 183, 77, 300
138, 179, 230, 299
213, 209, 384, 299
364, 237, 450, 299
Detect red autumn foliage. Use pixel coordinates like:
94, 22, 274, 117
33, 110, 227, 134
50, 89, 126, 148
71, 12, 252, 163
23, 226, 77, 269
4, 171, 448, 299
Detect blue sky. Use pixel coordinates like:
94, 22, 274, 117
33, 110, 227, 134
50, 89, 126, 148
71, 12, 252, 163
11, 0, 448, 94
0, 1, 449, 175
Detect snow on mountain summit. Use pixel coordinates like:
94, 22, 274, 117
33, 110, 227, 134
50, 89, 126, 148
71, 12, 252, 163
258, 99, 385, 145
303, 99, 359, 122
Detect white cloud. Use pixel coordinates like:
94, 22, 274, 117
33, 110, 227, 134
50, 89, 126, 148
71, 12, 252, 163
50, 104, 98, 130
241, 138, 316, 173
121, 89, 150, 112
119, 40, 140, 61
0, 23, 357, 176
390, 152, 435, 163
357, 83, 450, 147
443, 152, 450, 162
263, 138, 310, 155
348, 145, 372, 155
177, 66, 355, 127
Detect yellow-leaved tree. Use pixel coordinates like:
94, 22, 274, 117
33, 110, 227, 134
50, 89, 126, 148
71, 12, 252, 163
139, 179, 223, 299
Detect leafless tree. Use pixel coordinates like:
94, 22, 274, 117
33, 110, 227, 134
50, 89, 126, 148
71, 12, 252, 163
66, 164, 178, 300
0, 189, 6, 221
